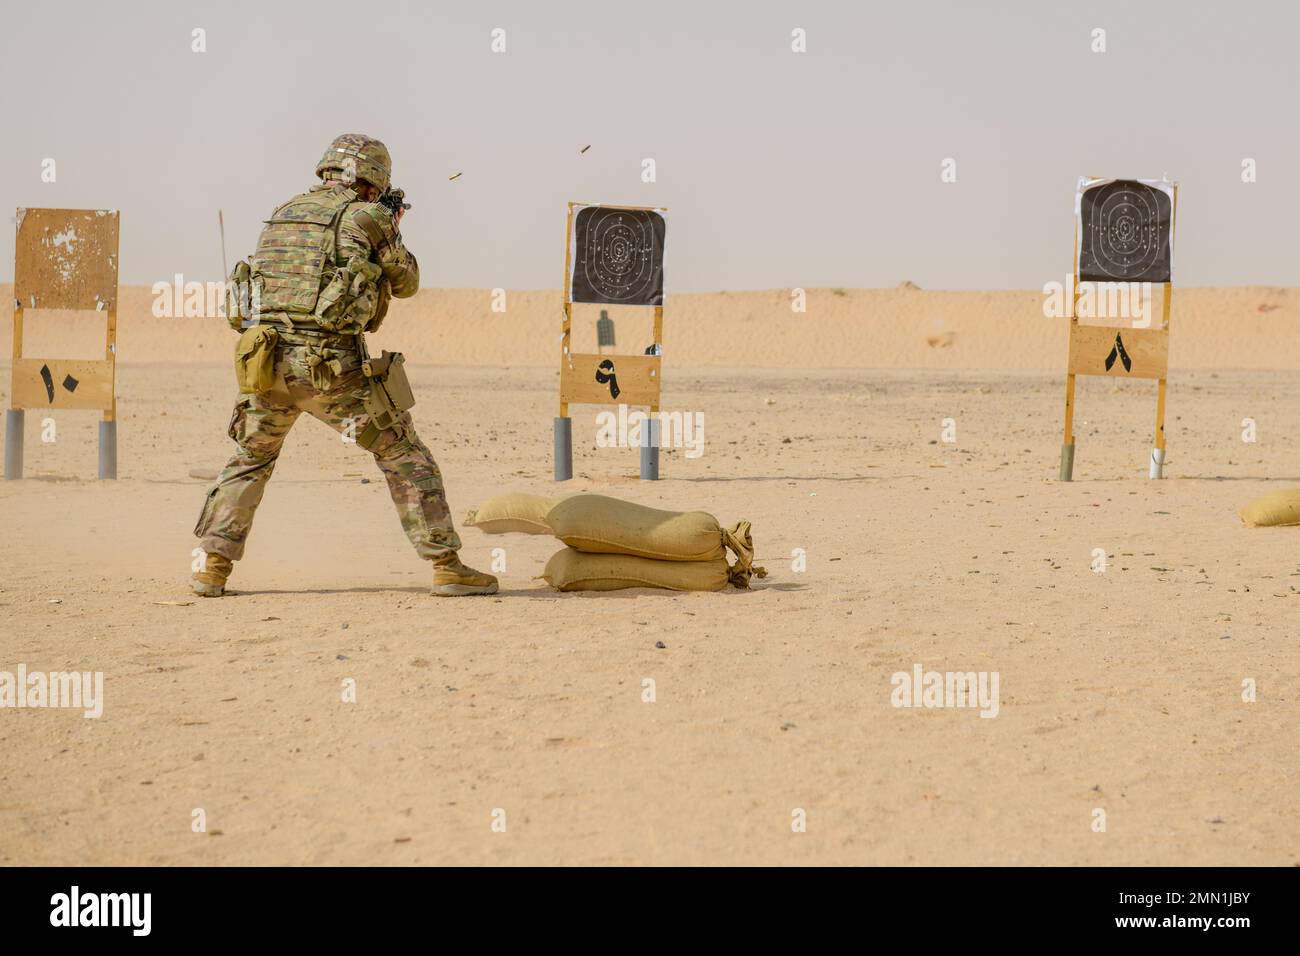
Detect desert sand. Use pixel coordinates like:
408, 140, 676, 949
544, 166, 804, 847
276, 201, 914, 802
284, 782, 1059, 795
1, 287, 1298, 865
5, 283, 1300, 370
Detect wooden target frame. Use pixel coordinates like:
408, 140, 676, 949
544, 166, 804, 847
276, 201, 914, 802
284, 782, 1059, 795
5, 208, 120, 479
1059, 180, 1177, 481
554, 201, 666, 481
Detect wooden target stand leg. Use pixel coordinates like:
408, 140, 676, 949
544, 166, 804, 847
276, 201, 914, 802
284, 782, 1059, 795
4, 305, 24, 479
555, 296, 574, 481
99, 307, 118, 479
1060, 371, 1077, 481
1059, 225, 1081, 481
1150, 192, 1177, 480
1059, 255, 1082, 481
555, 210, 576, 483
639, 305, 664, 481
1149, 379, 1167, 479
1148, 284, 1171, 480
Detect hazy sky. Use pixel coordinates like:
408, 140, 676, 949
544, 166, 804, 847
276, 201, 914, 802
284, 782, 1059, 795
1, 0, 1296, 291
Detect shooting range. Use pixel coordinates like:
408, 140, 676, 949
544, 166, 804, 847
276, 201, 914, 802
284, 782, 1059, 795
554, 202, 667, 481
6, 208, 121, 479
1059, 178, 1177, 481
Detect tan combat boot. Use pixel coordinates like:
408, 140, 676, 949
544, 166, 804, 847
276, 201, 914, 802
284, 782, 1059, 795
191, 553, 233, 598
431, 553, 499, 596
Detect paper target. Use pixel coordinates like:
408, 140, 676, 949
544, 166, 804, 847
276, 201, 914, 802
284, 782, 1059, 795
1078, 180, 1173, 283
569, 206, 665, 306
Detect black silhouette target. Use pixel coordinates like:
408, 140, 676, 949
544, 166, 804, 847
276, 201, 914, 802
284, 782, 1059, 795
1079, 180, 1173, 283
570, 207, 665, 306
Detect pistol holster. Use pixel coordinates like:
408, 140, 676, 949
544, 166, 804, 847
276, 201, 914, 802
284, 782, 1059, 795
358, 350, 415, 449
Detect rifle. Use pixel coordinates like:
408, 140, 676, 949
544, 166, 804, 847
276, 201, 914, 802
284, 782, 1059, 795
378, 187, 411, 217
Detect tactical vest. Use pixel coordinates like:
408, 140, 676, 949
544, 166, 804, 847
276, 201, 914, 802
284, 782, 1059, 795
250, 185, 380, 332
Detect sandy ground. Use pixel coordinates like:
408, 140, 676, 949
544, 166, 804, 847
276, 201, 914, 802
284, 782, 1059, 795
2, 345, 1298, 864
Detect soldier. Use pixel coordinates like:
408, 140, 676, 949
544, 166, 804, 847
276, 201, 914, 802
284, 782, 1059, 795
191, 133, 498, 597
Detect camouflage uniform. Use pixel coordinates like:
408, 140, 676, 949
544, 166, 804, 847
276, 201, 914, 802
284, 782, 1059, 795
193, 334, 462, 562
195, 143, 462, 565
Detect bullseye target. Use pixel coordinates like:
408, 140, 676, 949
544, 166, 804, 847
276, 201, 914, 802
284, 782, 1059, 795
1078, 179, 1173, 283
569, 205, 665, 306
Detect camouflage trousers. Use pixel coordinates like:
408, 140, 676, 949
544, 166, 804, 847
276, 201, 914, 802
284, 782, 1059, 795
194, 342, 461, 562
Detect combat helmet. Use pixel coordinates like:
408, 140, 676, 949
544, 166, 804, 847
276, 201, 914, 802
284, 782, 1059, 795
315, 133, 392, 192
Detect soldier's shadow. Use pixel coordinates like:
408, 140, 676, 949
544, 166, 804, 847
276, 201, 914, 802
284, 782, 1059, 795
512, 583, 803, 599
233, 583, 805, 598
237, 586, 430, 596
673, 475, 881, 483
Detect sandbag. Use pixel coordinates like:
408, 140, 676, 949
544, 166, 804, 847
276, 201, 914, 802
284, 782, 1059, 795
464, 492, 560, 535
548, 494, 725, 561
546, 494, 766, 587
1239, 488, 1300, 528
542, 547, 729, 592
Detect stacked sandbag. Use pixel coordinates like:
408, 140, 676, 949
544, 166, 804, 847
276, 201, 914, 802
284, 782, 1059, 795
543, 549, 730, 592
464, 492, 559, 535
1239, 488, 1300, 527
542, 494, 766, 592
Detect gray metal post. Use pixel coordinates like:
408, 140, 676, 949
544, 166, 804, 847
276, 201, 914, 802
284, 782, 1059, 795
640, 416, 660, 481
554, 416, 573, 481
4, 409, 24, 480
98, 420, 117, 479
1058, 443, 1075, 482
1148, 447, 1165, 480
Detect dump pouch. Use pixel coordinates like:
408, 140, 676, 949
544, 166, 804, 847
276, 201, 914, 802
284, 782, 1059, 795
357, 350, 415, 448
234, 325, 280, 394
313, 267, 351, 329
314, 255, 383, 332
